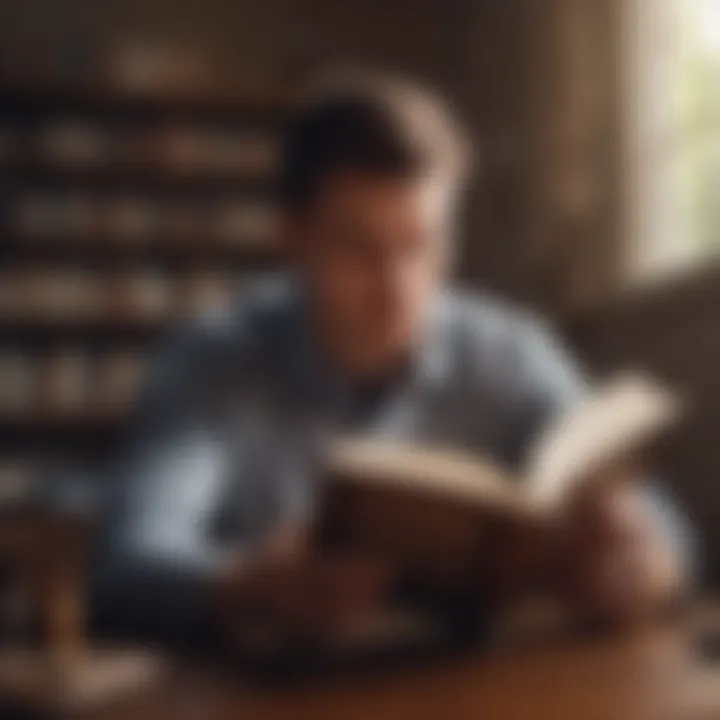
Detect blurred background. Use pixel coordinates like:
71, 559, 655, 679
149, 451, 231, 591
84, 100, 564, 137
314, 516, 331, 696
0, 0, 718, 580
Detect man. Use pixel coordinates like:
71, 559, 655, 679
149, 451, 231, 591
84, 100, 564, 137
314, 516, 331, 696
93, 75, 691, 647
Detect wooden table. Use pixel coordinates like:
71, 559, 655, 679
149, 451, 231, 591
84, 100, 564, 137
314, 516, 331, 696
1, 509, 716, 718
94, 616, 720, 720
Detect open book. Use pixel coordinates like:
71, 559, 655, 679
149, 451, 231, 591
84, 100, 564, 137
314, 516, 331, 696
316, 373, 682, 592
234, 374, 681, 675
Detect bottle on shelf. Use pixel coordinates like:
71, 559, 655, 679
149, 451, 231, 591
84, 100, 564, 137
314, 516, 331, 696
41, 348, 92, 419
216, 201, 275, 247
209, 130, 278, 175
111, 268, 174, 323
36, 121, 109, 168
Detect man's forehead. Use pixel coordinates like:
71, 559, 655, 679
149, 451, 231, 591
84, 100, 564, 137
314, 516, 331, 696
311, 171, 452, 220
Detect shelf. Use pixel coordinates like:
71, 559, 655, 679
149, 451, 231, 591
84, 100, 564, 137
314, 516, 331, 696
0, 164, 276, 196
0, 319, 171, 346
0, 83, 294, 125
1, 234, 279, 268
0, 413, 124, 427
0, 415, 125, 453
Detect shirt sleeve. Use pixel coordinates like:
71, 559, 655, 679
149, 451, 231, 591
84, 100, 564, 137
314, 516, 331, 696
90, 322, 244, 645
506, 315, 696, 580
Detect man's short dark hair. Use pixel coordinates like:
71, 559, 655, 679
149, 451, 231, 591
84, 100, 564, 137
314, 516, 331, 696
279, 74, 469, 210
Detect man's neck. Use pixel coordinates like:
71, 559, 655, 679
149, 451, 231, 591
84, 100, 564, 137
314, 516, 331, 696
311, 313, 414, 386
322, 333, 412, 386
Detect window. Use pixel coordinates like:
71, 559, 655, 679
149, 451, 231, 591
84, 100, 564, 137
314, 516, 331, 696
622, 0, 720, 279
677, 0, 720, 256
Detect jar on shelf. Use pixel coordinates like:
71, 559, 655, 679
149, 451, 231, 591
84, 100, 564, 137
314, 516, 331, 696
183, 270, 231, 317
94, 351, 147, 417
41, 348, 92, 418
216, 201, 275, 246
157, 123, 209, 176
210, 131, 278, 175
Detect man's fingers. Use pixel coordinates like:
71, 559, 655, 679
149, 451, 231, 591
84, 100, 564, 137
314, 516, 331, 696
584, 542, 667, 624
568, 514, 680, 627
570, 480, 652, 548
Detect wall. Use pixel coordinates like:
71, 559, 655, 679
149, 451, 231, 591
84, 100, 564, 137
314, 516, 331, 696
0, 0, 463, 96
568, 268, 720, 583
455, 0, 623, 318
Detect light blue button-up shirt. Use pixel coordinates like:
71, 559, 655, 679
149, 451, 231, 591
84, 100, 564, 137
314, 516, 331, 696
92, 278, 690, 642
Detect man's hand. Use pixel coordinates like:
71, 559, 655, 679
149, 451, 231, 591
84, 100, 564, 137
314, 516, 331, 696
561, 472, 684, 627
211, 526, 394, 647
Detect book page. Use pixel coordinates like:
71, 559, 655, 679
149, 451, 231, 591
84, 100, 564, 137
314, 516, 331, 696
326, 438, 524, 514
524, 373, 682, 511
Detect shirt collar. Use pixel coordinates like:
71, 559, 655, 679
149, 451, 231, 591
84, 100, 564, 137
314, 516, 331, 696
413, 291, 453, 388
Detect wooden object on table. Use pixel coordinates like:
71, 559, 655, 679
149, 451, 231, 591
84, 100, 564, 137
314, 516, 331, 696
0, 508, 162, 713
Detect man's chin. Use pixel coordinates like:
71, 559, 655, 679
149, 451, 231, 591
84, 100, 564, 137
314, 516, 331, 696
360, 330, 416, 366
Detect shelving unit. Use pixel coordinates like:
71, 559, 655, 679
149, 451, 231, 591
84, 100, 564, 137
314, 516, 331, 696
0, 83, 290, 481
1, 234, 277, 267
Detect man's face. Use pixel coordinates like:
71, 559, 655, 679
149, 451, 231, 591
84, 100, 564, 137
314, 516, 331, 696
285, 172, 451, 371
